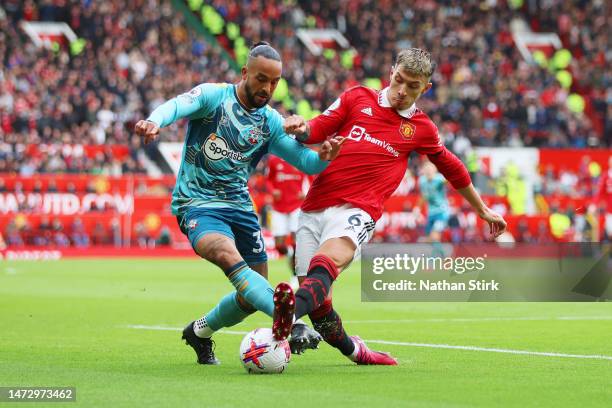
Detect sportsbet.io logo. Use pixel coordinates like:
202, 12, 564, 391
203, 134, 248, 162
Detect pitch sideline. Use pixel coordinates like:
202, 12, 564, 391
125, 324, 612, 361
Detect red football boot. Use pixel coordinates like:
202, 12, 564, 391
272, 282, 295, 341
351, 336, 398, 365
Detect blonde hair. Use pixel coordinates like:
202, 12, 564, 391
394, 48, 435, 79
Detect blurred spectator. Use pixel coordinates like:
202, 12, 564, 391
536, 220, 553, 243
85, 180, 96, 194
32, 180, 43, 193
549, 204, 572, 241
447, 207, 463, 243
34, 215, 52, 246
91, 221, 109, 246
71, 217, 90, 248
463, 226, 481, 243
51, 217, 70, 247
516, 219, 534, 243
134, 221, 155, 249
110, 217, 122, 247
4, 221, 25, 247
47, 179, 58, 192
66, 182, 77, 194
157, 225, 172, 247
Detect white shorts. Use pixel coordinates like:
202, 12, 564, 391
295, 204, 375, 277
270, 208, 300, 237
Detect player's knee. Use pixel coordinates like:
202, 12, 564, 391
195, 235, 240, 268
326, 253, 351, 270
307, 254, 340, 281
316, 238, 355, 270
211, 249, 239, 269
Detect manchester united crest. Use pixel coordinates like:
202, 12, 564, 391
400, 122, 416, 139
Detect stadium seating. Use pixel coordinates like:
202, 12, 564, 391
184, 0, 608, 147
0, 1, 609, 248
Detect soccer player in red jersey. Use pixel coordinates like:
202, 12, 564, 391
597, 156, 612, 240
266, 155, 309, 280
272, 48, 507, 365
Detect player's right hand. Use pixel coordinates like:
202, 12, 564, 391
134, 120, 160, 145
283, 115, 308, 136
478, 207, 507, 238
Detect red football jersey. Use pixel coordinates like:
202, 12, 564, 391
301, 86, 471, 221
597, 166, 612, 211
267, 155, 308, 213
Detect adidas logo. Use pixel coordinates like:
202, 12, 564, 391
361, 107, 373, 116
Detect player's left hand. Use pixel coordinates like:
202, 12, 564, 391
318, 136, 345, 161
478, 207, 507, 238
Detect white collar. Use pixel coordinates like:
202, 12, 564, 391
378, 87, 418, 118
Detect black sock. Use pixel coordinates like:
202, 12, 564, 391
310, 308, 355, 356
294, 266, 332, 319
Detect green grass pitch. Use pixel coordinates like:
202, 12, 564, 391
1, 259, 611, 407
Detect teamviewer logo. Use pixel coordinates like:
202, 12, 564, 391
348, 125, 366, 141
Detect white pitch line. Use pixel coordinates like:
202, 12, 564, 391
345, 316, 612, 324
128, 325, 179, 331
126, 325, 612, 361
365, 340, 612, 361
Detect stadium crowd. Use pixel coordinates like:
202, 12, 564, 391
197, 0, 609, 147
0, 1, 608, 163
0, 215, 173, 249
0, 0, 235, 174
0, 1, 610, 247
297, 0, 609, 148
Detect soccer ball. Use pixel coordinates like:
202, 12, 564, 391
239, 328, 291, 374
